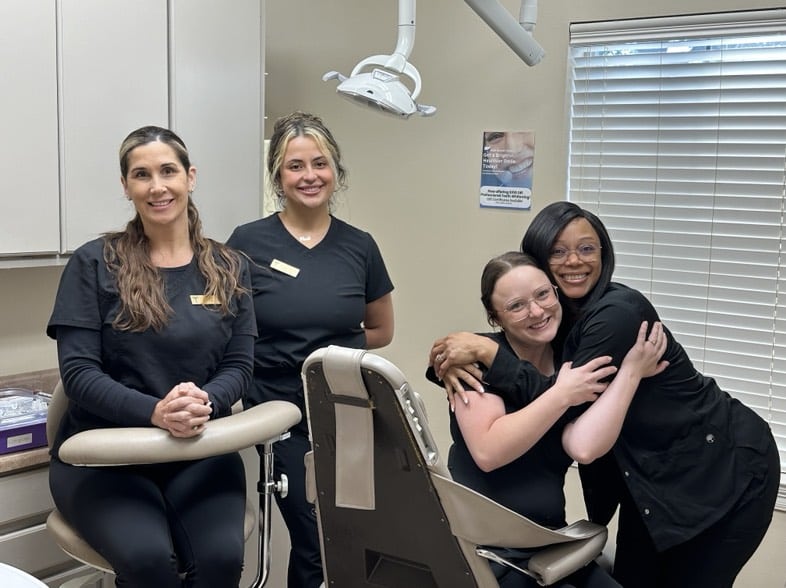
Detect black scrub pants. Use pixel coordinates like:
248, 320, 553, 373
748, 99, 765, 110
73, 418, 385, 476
612, 437, 780, 588
50, 452, 246, 588
268, 429, 324, 588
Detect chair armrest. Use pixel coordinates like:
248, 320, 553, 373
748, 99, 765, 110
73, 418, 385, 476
58, 401, 301, 466
527, 531, 607, 585
476, 531, 607, 587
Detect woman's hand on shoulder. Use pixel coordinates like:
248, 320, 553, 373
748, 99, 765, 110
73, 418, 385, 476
430, 332, 498, 378
151, 382, 213, 438
441, 364, 485, 412
621, 321, 669, 379
552, 356, 617, 407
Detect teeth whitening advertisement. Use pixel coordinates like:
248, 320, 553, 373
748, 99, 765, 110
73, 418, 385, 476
479, 130, 534, 210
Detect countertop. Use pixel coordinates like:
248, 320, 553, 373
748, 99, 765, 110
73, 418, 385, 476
0, 368, 59, 476
0, 447, 49, 476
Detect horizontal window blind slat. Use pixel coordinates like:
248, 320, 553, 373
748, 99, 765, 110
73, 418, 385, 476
569, 116, 786, 131
569, 130, 786, 145
572, 76, 786, 93
572, 61, 786, 78
570, 10, 786, 44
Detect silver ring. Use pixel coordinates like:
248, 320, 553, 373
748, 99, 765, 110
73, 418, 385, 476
436, 353, 445, 362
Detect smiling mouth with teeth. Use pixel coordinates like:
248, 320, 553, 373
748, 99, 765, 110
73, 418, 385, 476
561, 273, 589, 281
507, 158, 533, 175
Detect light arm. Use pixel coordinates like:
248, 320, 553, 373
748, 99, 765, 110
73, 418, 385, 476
464, 0, 545, 65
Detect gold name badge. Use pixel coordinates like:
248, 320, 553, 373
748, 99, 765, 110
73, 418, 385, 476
190, 295, 220, 305
271, 258, 300, 277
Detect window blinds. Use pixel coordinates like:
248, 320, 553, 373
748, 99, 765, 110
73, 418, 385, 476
568, 10, 786, 508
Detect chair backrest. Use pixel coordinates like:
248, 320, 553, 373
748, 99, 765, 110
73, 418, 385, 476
302, 346, 499, 587
303, 346, 608, 588
46, 380, 67, 447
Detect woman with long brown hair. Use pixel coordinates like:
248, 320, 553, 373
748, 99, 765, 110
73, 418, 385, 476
47, 126, 256, 587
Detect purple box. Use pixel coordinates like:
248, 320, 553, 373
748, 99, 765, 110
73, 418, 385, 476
0, 417, 48, 455
0, 389, 50, 455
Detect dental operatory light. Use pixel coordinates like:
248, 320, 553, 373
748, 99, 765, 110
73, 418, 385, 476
323, 0, 436, 119
323, 0, 544, 119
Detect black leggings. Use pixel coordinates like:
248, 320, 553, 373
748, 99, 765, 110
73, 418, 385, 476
49, 452, 246, 588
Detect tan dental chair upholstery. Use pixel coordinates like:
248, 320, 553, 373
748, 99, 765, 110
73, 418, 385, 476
45, 380, 301, 587
302, 346, 607, 587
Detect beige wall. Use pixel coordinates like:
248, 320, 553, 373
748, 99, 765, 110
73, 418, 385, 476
0, 266, 61, 374
263, 0, 785, 586
2, 0, 783, 586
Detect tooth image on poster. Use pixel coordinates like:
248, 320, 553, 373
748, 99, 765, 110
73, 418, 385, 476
479, 130, 534, 210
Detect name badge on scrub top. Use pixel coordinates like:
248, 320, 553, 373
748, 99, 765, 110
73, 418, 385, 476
270, 258, 300, 278
190, 295, 220, 305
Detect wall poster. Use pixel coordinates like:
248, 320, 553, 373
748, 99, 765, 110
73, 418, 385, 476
479, 130, 534, 210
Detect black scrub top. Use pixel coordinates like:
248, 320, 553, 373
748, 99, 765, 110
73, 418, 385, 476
227, 214, 393, 429
440, 332, 578, 529
484, 282, 774, 551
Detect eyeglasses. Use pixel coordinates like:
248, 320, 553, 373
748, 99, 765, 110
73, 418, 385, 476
499, 285, 559, 322
548, 243, 601, 264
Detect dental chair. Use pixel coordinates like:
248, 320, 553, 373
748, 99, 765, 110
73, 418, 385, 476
302, 345, 608, 587
45, 380, 301, 588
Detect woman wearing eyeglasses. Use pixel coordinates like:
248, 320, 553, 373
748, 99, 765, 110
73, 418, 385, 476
430, 202, 779, 588
428, 251, 668, 588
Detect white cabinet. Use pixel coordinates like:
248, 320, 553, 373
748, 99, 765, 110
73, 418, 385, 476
171, 0, 264, 242
0, 0, 60, 255
0, 0, 263, 259
59, 0, 169, 252
0, 466, 77, 583
0, 463, 108, 587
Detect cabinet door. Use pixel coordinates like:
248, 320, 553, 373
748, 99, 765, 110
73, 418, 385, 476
59, 0, 169, 252
0, 0, 59, 255
170, 0, 263, 242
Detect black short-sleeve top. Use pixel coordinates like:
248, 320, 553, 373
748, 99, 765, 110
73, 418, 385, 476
445, 332, 577, 529
226, 214, 394, 410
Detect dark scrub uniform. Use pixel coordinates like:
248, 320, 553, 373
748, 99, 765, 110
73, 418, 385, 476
227, 213, 394, 588
46, 238, 256, 587
429, 333, 621, 588
484, 282, 780, 588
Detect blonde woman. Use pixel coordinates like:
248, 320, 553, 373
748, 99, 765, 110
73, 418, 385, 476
227, 111, 394, 588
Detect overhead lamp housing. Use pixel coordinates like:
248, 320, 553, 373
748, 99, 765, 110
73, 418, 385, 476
323, 0, 435, 119
323, 63, 435, 119
323, 0, 545, 118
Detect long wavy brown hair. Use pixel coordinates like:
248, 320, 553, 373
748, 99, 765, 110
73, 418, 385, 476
104, 126, 246, 332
